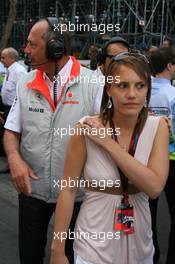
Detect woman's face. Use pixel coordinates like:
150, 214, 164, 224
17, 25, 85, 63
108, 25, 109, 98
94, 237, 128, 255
107, 64, 148, 117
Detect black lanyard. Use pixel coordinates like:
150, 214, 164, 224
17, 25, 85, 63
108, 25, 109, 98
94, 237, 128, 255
53, 77, 58, 107
53, 66, 59, 107
111, 120, 139, 205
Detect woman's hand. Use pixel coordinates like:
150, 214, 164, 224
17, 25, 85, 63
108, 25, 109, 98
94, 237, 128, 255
162, 116, 172, 134
50, 251, 69, 264
82, 117, 114, 147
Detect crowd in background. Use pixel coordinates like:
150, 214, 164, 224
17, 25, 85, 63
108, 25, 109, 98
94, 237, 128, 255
0, 19, 174, 264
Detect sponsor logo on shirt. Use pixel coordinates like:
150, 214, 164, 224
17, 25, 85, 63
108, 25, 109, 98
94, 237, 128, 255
148, 107, 170, 117
28, 107, 44, 113
62, 92, 79, 105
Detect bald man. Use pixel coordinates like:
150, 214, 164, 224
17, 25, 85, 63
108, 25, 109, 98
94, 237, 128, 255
1, 47, 26, 116
0, 48, 26, 158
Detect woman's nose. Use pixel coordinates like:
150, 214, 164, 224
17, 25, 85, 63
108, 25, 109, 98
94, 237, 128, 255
127, 87, 136, 98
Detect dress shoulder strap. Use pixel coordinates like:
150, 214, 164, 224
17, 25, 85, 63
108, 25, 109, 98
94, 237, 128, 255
134, 116, 161, 165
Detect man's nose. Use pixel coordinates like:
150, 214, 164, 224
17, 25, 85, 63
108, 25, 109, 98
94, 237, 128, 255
24, 44, 30, 54
24, 46, 28, 54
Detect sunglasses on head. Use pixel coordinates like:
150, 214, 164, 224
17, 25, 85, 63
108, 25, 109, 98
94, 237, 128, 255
112, 51, 149, 64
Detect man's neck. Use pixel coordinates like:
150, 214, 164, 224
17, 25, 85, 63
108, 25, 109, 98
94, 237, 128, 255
45, 55, 70, 81
156, 71, 171, 81
7, 61, 15, 69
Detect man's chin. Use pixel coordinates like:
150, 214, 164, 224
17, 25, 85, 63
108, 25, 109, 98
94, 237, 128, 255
31, 64, 43, 70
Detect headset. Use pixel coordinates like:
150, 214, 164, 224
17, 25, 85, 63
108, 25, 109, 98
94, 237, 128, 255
97, 36, 130, 65
24, 17, 65, 67
45, 17, 65, 61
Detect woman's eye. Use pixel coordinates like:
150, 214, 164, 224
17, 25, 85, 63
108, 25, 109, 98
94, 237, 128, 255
117, 83, 128, 89
137, 83, 145, 89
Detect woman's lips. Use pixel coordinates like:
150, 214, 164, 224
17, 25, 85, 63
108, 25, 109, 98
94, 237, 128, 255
123, 103, 139, 106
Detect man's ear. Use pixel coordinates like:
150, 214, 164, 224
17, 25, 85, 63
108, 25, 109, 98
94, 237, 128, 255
167, 62, 174, 71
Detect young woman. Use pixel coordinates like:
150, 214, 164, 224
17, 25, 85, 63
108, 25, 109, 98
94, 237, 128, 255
50, 53, 169, 264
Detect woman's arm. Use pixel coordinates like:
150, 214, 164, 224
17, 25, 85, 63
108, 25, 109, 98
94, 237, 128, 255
50, 124, 86, 264
82, 118, 169, 199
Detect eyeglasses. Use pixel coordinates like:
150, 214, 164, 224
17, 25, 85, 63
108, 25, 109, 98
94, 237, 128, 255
112, 51, 149, 64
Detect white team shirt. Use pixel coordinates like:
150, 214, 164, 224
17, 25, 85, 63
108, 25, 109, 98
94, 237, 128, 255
5, 57, 102, 133
1, 62, 26, 106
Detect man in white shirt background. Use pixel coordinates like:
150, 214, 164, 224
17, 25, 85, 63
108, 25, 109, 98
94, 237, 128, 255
1, 47, 26, 117
0, 47, 26, 159
0, 61, 6, 93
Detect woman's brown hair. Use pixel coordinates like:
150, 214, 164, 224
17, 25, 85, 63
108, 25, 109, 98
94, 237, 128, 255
100, 55, 152, 134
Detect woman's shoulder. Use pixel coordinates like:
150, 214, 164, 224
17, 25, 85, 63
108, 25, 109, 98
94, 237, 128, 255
145, 115, 161, 129
143, 115, 169, 138
147, 114, 161, 122
147, 115, 168, 128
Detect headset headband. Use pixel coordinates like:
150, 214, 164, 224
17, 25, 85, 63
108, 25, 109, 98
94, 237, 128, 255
44, 17, 64, 61
45, 17, 59, 31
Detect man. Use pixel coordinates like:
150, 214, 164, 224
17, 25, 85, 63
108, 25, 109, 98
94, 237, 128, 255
1, 47, 26, 117
0, 61, 6, 92
0, 48, 26, 158
149, 47, 175, 264
3, 17, 99, 264
94, 36, 130, 113
88, 45, 99, 70
0, 61, 6, 151
162, 35, 174, 48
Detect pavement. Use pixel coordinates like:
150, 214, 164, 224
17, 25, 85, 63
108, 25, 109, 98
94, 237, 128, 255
0, 156, 53, 264
0, 156, 170, 264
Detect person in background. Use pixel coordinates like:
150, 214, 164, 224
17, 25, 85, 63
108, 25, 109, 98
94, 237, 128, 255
0, 59, 7, 154
0, 61, 6, 127
149, 47, 175, 264
88, 45, 99, 70
162, 36, 174, 48
0, 61, 6, 93
0, 48, 26, 161
1, 47, 26, 118
50, 53, 169, 264
146, 46, 158, 58
94, 36, 130, 113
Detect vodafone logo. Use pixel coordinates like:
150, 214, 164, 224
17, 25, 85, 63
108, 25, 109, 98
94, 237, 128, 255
62, 91, 80, 105
67, 92, 74, 99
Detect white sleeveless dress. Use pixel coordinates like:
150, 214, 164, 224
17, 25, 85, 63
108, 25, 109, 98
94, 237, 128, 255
74, 116, 160, 264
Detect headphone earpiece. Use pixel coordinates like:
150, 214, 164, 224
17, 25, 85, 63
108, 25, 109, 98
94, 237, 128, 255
45, 17, 64, 61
